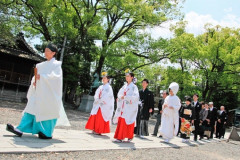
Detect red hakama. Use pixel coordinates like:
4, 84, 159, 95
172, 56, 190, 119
114, 117, 135, 140
85, 108, 110, 134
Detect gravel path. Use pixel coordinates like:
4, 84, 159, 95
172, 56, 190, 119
0, 101, 240, 160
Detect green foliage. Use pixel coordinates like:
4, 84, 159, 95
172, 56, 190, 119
4, 1, 239, 109
165, 24, 240, 108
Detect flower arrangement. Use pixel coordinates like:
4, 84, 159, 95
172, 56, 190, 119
125, 68, 130, 74
101, 72, 108, 77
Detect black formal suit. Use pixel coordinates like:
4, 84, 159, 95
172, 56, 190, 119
138, 88, 154, 120
134, 88, 154, 135
153, 98, 164, 135
208, 107, 218, 138
192, 101, 201, 141
158, 99, 164, 113
216, 110, 227, 138
177, 104, 184, 136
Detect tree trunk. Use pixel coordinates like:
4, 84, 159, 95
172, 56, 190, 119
60, 35, 67, 62
202, 80, 209, 101
95, 54, 105, 76
68, 87, 77, 104
95, 41, 107, 75
63, 81, 68, 103
179, 57, 184, 92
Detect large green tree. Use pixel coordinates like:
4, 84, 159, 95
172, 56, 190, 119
1, 0, 183, 103
194, 25, 240, 108
167, 23, 240, 109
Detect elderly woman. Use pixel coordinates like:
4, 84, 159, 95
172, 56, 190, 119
200, 103, 211, 140
199, 103, 208, 140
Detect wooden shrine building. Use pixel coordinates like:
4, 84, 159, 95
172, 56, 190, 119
0, 33, 45, 102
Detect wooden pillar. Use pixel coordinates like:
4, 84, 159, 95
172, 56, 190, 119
28, 64, 34, 85
10, 62, 14, 81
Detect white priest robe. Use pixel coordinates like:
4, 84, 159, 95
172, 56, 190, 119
159, 82, 181, 140
90, 83, 114, 122
23, 58, 70, 126
113, 82, 139, 125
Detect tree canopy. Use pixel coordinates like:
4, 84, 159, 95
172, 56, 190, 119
1, 0, 239, 110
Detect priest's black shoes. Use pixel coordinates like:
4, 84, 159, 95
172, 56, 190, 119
6, 123, 23, 137
38, 132, 52, 139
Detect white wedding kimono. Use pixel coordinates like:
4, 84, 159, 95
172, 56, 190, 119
90, 83, 114, 123
23, 58, 70, 126
159, 82, 181, 140
113, 82, 139, 125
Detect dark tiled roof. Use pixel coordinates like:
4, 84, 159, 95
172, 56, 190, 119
0, 33, 45, 62
0, 47, 45, 62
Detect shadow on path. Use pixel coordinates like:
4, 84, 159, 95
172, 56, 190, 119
3, 134, 66, 148
112, 140, 136, 149
160, 140, 181, 149
86, 132, 111, 139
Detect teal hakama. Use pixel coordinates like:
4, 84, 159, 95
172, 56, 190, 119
17, 113, 57, 137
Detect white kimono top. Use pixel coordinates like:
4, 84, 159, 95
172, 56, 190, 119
24, 58, 70, 126
90, 83, 114, 122
113, 82, 139, 125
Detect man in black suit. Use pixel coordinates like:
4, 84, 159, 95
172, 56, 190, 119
134, 79, 154, 138
208, 102, 218, 139
152, 91, 168, 136
192, 94, 201, 141
216, 106, 227, 139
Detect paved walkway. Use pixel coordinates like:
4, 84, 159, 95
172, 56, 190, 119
0, 124, 228, 153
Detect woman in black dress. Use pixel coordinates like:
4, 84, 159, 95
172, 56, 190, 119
179, 96, 196, 142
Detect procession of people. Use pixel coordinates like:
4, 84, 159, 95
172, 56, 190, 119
5, 43, 228, 144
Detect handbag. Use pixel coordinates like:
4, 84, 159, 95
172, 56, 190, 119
191, 125, 195, 131
204, 130, 211, 138
184, 109, 192, 115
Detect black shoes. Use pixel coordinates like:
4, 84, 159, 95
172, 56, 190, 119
6, 124, 52, 139
38, 132, 52, 139
151, 134, 163, 138
6, 123, 23, 137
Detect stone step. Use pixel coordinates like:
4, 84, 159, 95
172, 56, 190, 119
0, 97, 23, 103
0, 94, 26, 98
0, 93, 25, 97
1, 90, 26, 95
0, 93, 27, 103
0, 93, 26, 97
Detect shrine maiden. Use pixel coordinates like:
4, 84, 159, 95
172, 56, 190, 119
85, 72, 114, 134
113, 70, 139, 143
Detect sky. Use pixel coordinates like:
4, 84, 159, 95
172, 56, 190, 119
150, 0, 240, 39
28, 0, 240, 47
